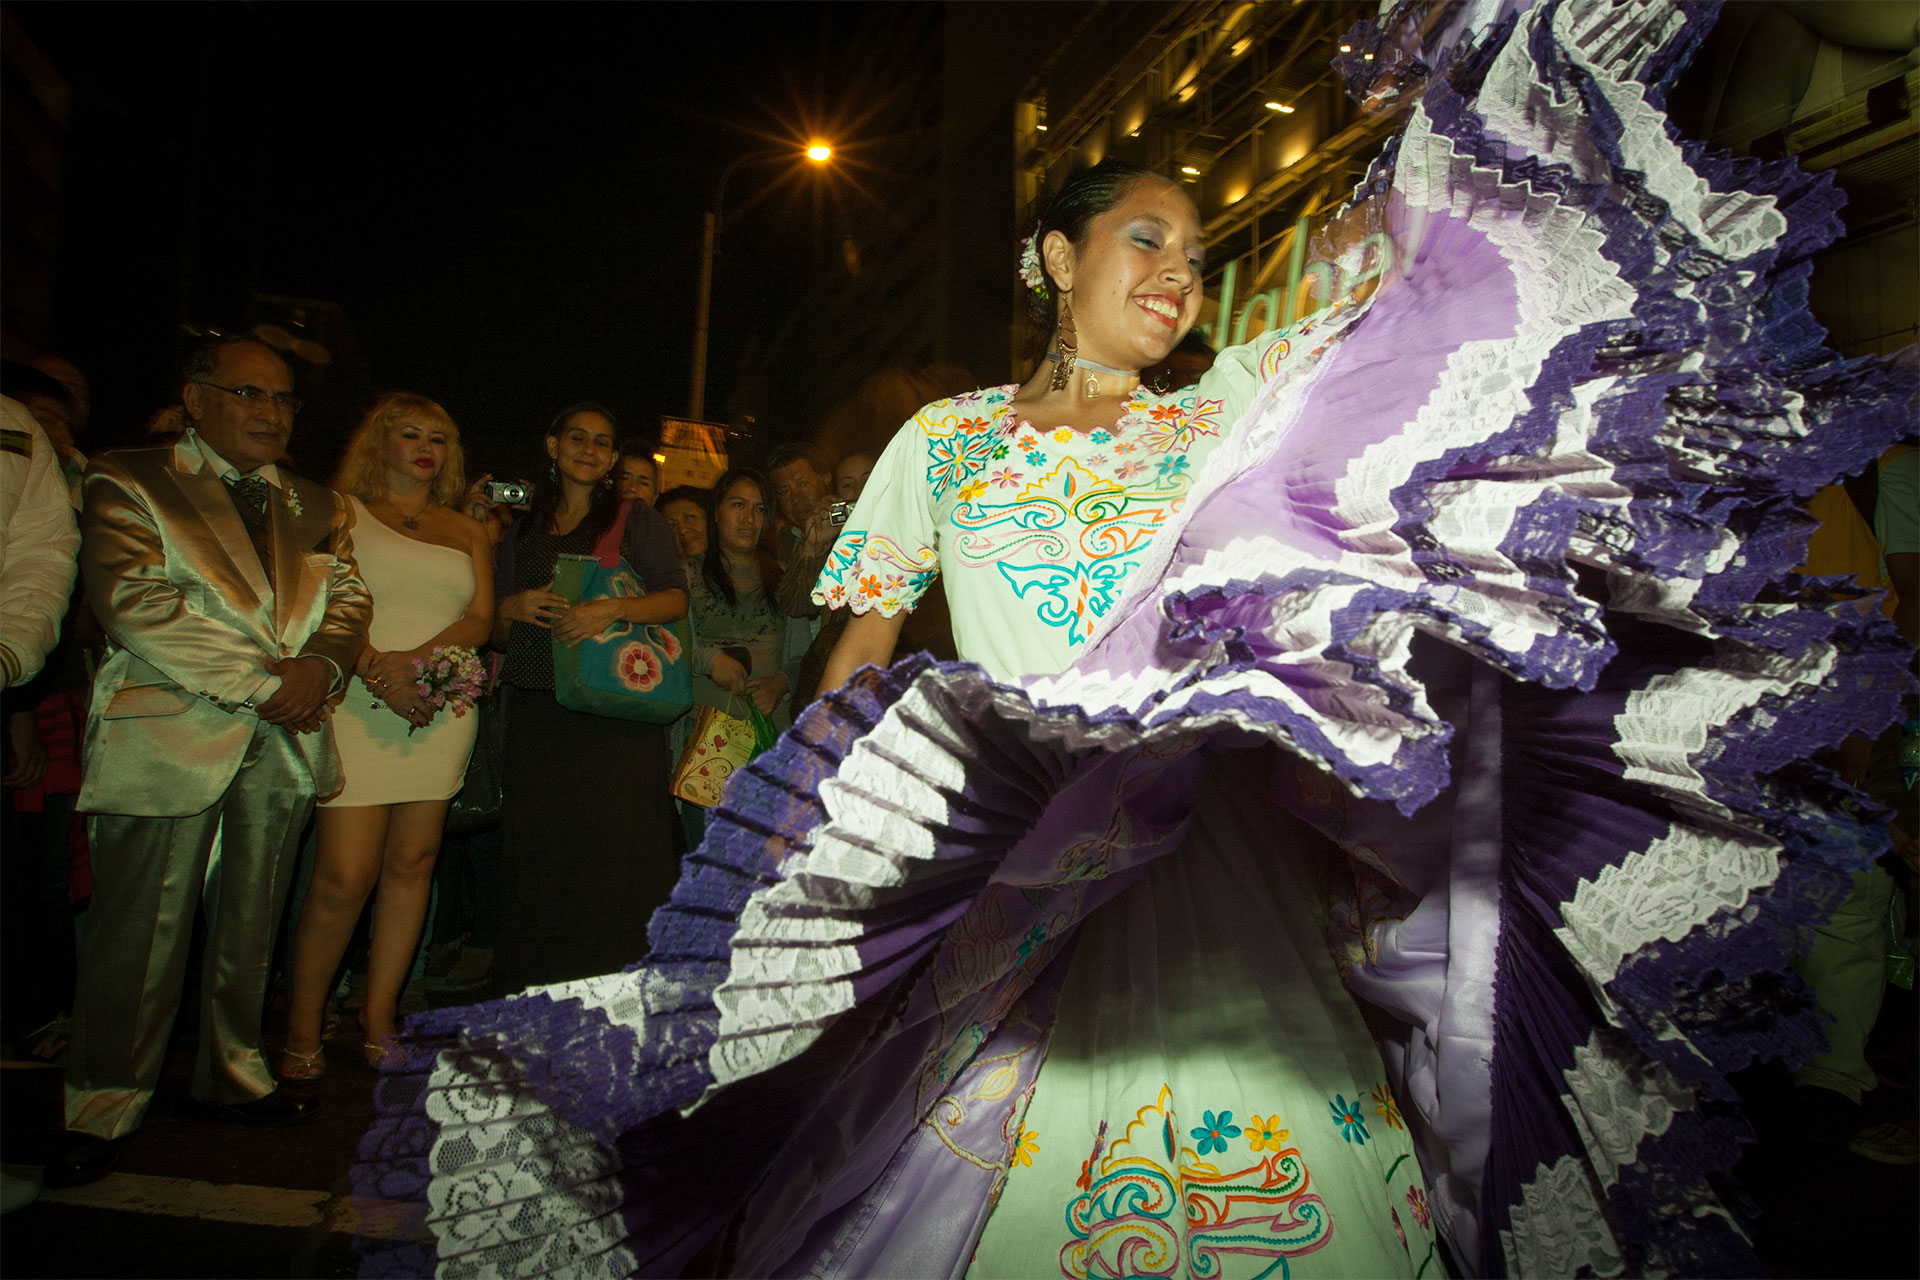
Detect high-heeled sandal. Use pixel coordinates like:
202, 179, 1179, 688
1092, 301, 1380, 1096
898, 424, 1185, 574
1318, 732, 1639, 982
278, 1044, 327, 1083
361, 1040, 399, 1072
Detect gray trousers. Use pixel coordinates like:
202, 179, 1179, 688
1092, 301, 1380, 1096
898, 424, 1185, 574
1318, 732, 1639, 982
65, 722, 313, 1138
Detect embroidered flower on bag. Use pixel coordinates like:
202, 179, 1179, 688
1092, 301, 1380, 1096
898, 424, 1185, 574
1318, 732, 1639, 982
958, 478, 987, 503
1025, 450, 1046, 467
1089, 429, 1111, 444
616, 642, 663, 692
990, 467, 1022, 490
1329, 1094, 1370, 1145
1051, 427, 1073, 444
1116, 461, 1147, 481
990, 442, 1011, 461
1190, 1109, 1241, 1156
1011, 1126, 1041, 1167
1244, 1113, 1289, 1153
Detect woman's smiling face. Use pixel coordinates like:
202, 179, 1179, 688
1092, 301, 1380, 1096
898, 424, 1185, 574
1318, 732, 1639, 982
1046, 178, 1205, 373
546, 412, 616, 487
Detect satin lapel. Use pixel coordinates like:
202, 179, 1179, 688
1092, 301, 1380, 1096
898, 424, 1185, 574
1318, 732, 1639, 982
166, 445, 274, 610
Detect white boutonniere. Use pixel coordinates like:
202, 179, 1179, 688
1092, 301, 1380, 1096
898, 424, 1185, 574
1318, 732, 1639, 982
282, 489, 304, 518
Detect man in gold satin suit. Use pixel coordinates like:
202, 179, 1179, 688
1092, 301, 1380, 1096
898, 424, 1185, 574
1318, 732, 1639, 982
48, 336, 371, 1187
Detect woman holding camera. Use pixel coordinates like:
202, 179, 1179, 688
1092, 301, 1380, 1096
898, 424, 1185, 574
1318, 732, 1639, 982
490, 404, 686, 994
281, 393, 491, 1079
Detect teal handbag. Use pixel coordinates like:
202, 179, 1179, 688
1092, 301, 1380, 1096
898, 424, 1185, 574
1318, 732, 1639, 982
550, 500, 694, 724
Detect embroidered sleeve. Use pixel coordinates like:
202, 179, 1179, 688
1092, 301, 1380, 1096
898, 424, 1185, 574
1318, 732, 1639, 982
812, 413, 941, 617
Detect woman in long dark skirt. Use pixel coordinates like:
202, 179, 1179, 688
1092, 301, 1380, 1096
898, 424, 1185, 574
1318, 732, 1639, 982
489, 403, 687, 994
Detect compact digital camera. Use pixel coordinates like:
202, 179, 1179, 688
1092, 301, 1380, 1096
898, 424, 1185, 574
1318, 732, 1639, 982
828, 502, 852, 526
483, 480, 531, 505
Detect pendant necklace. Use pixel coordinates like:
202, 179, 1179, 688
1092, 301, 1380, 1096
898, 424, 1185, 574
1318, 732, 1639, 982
1046, 352, 1139, 399
390, 497, 430, 530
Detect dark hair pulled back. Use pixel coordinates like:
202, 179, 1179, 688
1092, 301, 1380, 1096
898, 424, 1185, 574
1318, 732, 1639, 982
1025, 159, 1167, 331
530, 400, 624, 545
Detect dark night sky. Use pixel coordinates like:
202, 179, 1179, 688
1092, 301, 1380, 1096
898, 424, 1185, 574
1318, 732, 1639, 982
13, 2, 926, 475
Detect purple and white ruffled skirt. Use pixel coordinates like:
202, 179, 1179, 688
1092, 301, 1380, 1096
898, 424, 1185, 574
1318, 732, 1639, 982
353, 1, 1918, 1275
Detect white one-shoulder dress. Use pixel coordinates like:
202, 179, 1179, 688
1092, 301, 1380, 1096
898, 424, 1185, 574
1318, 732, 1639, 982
320, 497, 478, 808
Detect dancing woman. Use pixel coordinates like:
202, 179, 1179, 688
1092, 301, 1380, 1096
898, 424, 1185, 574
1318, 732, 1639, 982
356, 3, 1918, 1276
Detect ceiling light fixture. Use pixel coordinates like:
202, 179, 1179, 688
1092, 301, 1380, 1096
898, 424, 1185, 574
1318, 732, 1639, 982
1264, 101, 1295, 113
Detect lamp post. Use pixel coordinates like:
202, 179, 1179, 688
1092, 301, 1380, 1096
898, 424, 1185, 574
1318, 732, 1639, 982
688, 142, 833, 422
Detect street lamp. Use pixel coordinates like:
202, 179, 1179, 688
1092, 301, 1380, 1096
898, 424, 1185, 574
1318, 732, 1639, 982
688, 142, 834, 422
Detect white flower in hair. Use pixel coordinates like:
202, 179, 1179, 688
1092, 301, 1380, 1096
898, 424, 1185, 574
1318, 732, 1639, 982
1018, 231, 1048, 299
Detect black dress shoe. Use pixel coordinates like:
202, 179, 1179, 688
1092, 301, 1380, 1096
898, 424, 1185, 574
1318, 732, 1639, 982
208, 1089, 319, 1126
42, 1132, 123, 1189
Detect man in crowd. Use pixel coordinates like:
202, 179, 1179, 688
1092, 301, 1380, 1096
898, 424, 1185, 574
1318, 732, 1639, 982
0, 396, 79, 689
50, 337, 371, 1187
615, 444, 660, 505
766, 442, 833, 557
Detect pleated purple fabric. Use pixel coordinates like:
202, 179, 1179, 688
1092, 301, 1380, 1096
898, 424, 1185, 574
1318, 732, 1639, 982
352, 2, 1919, 1275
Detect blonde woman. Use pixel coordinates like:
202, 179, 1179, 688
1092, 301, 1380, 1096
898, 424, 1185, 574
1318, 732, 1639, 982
280, 392, 493, 1078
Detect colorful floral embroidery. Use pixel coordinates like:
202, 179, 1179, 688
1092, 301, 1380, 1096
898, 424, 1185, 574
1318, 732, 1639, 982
927, 429, 999, 499
1406, 1184, 1430, 1230
1245, 1114, 1289, 1153
615, 642, 663, 692
1371, 1083, 1404, 1131
1012, 1127, 1041, 1168
814, 383, 1231, 642
1136, 396, 1225, 455
1190, 1109, 1241, 1156
1330, 1094, 1370, 1145
1061, 1087, 1331, 1280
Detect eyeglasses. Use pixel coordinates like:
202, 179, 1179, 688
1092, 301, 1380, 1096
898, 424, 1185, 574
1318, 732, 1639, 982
192, 381, 302, 415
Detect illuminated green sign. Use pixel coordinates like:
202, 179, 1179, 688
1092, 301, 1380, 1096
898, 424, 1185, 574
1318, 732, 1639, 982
1198, 216, 1397, 350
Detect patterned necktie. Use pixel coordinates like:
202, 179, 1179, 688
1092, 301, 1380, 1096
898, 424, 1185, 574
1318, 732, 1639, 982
226, 474, 275, 586
229, 473, 270, 514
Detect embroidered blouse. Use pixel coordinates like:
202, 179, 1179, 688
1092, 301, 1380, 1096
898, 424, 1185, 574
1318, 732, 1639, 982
812, 326, 1319, 680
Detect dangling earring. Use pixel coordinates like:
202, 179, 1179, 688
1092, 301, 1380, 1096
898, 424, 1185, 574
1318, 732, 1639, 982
602, 470, 615, 489
548, 461, 559, 482
1049, 293, 1078, 393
